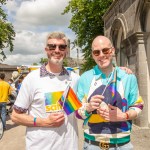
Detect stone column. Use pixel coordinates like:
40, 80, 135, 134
130, 32, 149, 127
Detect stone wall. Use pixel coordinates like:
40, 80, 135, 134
103, 0, 150, 127
0, 63, 17, 81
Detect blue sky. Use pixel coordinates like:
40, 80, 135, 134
2, 0, 82, 65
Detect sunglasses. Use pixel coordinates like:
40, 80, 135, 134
47, 44, 67, 51
92, 47, 112, 56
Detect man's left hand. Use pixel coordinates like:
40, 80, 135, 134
97, 104, 126, 122
120, 67, 133, 74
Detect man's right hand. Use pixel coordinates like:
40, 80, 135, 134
46, 112, 65, 127
86, 95, 104, 113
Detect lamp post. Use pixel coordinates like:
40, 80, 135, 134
76, 38, 79, 67
76, 47, 79, 67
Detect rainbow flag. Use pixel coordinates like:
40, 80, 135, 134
58, 85, 82, 115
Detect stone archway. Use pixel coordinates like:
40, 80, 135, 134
131, 0, 150, 127
103, 0, 150, 127
110, 18, 128, 66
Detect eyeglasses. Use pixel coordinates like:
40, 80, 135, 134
92, 47, 112, 56
47, 44, 67, 51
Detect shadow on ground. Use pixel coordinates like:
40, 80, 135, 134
6, 115, 18, 131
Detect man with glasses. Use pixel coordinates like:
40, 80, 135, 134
11, 32, 79, 150
76, 35, 144, 150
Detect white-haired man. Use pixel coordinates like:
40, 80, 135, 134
11, 32, 79, 150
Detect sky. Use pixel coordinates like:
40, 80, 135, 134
1, 0, 82, 66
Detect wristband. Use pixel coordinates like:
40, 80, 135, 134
125, 112, 129, 120
33, 117, 37, 126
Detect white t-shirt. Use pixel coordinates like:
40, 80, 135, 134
15, 69, 80, 150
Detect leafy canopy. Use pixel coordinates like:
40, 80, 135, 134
0, 0, 15, 60
63, 0, 112, 71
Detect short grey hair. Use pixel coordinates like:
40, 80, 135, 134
46, 31, 69, 47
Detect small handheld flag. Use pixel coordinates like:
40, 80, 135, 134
58, 85, 82, 115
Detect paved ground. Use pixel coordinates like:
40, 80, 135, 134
0, 116, 150, 150
130, 124, 150, 150
0, 116, 25, 150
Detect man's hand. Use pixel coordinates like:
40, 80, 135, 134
97, 104, 126, 122
120, 67, 133, 74
45, 112, 65, 127
86, 95, 104, 113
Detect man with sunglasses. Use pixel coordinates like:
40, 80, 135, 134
76, 35, 144, 150
11, 32, 79, 150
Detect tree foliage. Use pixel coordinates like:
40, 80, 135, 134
39, 58, 48, 65
39, 57, 78, 68
32, 62, 39, 66
0, 0, 15, 60
63, 0, 113, 71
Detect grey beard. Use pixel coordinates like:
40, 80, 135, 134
48, 58, 63, 65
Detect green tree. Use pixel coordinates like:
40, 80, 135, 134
63, 0, 112, 71
0, 0, 15, 60
38, 57, 77, 67
39, 58, 48, 65
32, 62, 38, 66
63, 58, 68, 66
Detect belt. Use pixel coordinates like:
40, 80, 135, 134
85, 138, 130, 149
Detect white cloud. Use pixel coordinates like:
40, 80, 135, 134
4, 53, 46, 66
15, 0, 71, 29
12, 30, 46, 55
2, 0, 83, 66
4, 30, 47, 65
5, 0, 18, 12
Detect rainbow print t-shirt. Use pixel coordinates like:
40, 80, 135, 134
45, 91, 63, 113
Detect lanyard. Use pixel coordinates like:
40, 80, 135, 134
87, 69, 115, 101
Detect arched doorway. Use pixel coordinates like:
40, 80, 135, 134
110, 19, 128, 66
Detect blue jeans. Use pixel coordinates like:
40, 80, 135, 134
83, 141, 133, 150
0, 103, 7, 129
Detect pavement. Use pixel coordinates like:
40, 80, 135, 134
0, 116, 150, 150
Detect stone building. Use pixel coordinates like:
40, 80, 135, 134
0, 63, 17, 81
103, 0, 150, 127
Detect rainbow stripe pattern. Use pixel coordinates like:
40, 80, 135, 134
59, 86, 82, 115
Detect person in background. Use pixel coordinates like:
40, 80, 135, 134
76, 35, 144, 150
17, 76, 24, 94
8, 79, 13, 85
11, 31, 79, 150
0, 73, 11, 130
7, 78, 17, 114
11, 71, 19, 90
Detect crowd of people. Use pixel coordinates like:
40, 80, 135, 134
0, 31, 144, 150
